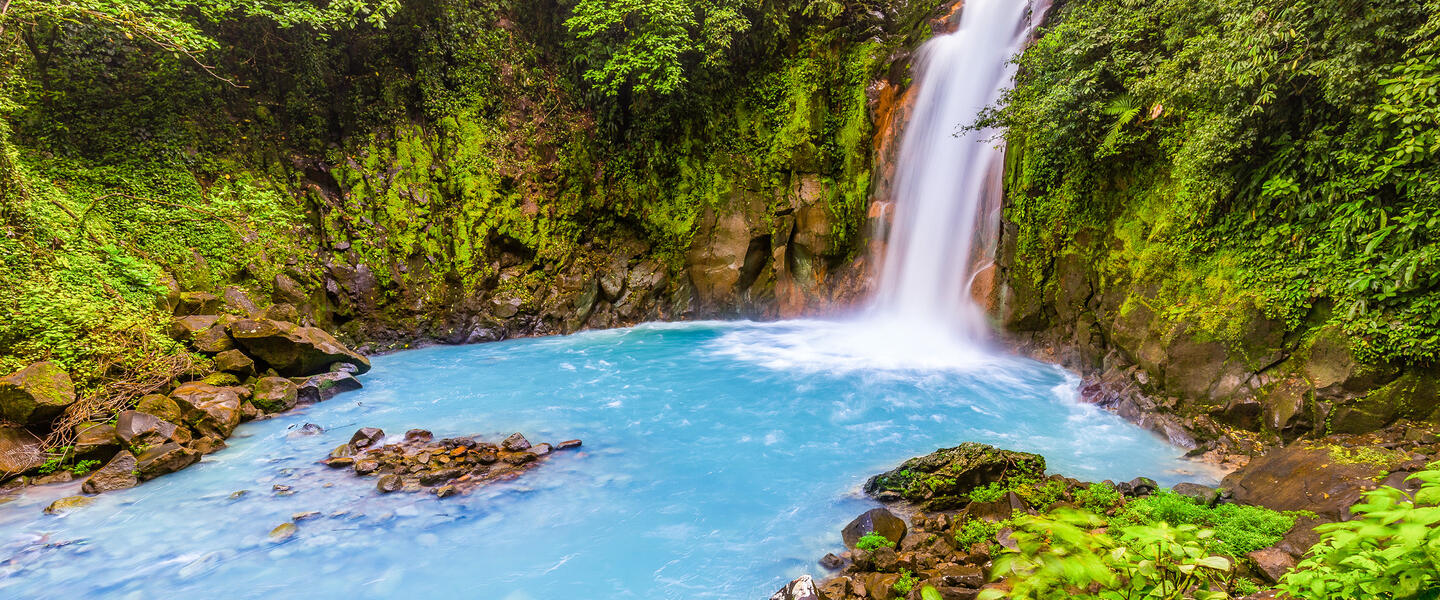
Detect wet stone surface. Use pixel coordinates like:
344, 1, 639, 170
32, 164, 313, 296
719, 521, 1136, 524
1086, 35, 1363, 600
322, 428, 581, 497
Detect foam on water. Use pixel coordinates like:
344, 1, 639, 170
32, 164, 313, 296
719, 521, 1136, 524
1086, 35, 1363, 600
0, 321, 1218, 599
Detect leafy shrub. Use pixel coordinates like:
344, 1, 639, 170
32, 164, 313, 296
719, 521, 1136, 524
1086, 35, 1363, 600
893, 568, 919, 595
954, 517, 1007, 549
856, 532, 895, 552
969, 482, 1008, 503
982, 509, 1237, 600
1073, 483, 1123, 513
1279, 463, 1440, 599
1115, 490, 1299, 556
1016, 479, 1067, 509
70, 459, 101, 476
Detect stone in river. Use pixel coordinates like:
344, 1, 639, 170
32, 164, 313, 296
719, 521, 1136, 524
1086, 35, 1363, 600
556, 439, 582, 450
501, 432, 531, 452
377, 474, 403, 493
769, 575, 823, 600
44, 495, 95, 515
269, 522, 297, 542
350, 427, 384, 449
404, 429, 433, 443
81, 451, 139, 494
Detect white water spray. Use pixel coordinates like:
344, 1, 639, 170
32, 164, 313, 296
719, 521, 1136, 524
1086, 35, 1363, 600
870, 0, 1047, 341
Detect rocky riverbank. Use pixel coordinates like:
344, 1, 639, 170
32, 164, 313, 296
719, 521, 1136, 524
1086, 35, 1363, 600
771, 440, 1439, 600
0, 286, 371, 506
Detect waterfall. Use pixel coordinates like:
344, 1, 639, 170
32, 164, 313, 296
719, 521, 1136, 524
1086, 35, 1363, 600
870, 0, 1047, 341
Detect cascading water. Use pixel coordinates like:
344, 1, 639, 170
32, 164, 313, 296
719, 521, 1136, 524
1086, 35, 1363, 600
871, 0, 1048, 341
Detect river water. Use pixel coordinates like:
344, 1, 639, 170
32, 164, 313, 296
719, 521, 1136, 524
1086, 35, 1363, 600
0, 321, 1215, 599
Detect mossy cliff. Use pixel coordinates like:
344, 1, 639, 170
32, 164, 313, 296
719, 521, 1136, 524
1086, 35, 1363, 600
984, 0, 1440, 449
0, 1, 959, 397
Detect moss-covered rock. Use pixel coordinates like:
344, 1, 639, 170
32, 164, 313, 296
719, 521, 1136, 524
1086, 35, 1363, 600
863, 443, 1046, 509
0, 361, 76, 426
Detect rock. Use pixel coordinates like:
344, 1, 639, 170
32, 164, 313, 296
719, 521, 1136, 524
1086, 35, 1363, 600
350, 427, 385, 449
229, 318, 371, 376
504, 452, 537, 465
842, 507, 908, 548
1172, 482, 1219, 506
294, 371, 363, 404
170, 315, 234, 353
940, 563, 985, 588
44, 495, 95, 515
865, 443, 1045, 509
769, 575, 824, 600
115, 410, 191, 448
965, 491, 1026, 522
0, 361, 76, 426
73, 422, 119, 459
292, 423, 324, 436
530, 443, 553, 456
81, 451, 139, 494
134, 394, 184, 423
819, 577, 852, 599
1246, 547, 1294, 584
239, 401, 260, 422
221, 286, 261, 316
329, 444, 355, 459
377, 474, 403, 493
404, 429, 433, 443
502, 432, 531, 452
269, 522, 297, 542
434, 485, 458, 498
175, 291, 221, 315
189, 436, 227, 455
134, 442, 201, 480
354, 458, 380, 475
1222, 442, 1392, 520
264, 303, 301, 323
557, 439, 583, 450
819, 553, 844, 570
213, 349, 256, 376
0, 425, 44, 475
201, 372, 242, 387
251, 377, 298, 413
324, 457, 354, 468
419, 468, 463, 486
169, 382, 242, 438
1276, 515, 1323, 559
1126, 477, 1158, 497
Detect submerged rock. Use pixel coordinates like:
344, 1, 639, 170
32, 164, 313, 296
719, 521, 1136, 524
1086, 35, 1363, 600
269, 522, 297, 542
44, 495, 94, 515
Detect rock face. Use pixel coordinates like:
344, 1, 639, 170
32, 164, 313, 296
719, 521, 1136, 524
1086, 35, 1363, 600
864, 443, 1046, 509
328, 428, 580, 497
841, 508, 908, 549
0, 425, 44, 475
1221, 442, 1395, 521
0, 361, 76, 426
82, 451, 139, 494
230, 318, 371, 376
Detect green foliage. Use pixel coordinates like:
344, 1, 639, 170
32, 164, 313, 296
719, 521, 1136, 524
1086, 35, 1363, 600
856, 531, 895, 552
954, 517, 1007, 549
991, 0, 1440, 364
1074, 483, 1123, 514
920, 586, 943, 600
893, 568, 919, 596
1279, 462, 1440, 599
982, 509, 1238, 600
1115, 491, 1300, 556
970, 482, 1008, 503
70, 459, 101, 476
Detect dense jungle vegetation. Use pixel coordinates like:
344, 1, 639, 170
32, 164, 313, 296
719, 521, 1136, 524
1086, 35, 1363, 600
993, 0, 1440, 366
0, 0, 943, 391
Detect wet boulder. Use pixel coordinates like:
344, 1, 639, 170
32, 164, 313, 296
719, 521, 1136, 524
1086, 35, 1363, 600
350, 427, 385, 449
842, 508, 908, 549
251, 377, 298, 413
44, 495, 95, 515
0, 361, 76, 426
864, 443, 1046, 509
134, 442, 201, 480
115, 410, 191, 448
170, 315, 234, 353
134, 394, 184, 423
502, 433, 531, 452
293, 371, 363, 404
770, 575, 825, 600
1221, 442, 1392, 521
73, 422, 120, 460
229, 318, 370, 376
213, 349, 256, 376
169, 382, 243, 438
0, 425, 44, 475
81, 451, 139, 494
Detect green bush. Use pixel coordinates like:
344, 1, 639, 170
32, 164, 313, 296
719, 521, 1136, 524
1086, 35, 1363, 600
1115, 490, 1300, 556
1279, 462, 1440, 599
856, 531, 895, 552
982, 508, 1237, 600
954, 517, 1007, 549
893, 568, 919, 595
1073, 483, 1123, 513
969, 482, 1008, 503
